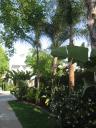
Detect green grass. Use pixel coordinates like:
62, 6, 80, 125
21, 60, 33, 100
9, 101, 55, 128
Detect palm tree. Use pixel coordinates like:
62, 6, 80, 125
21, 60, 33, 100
45, 0, 86, 90
85, 0, 96, 49
59, 0, 84, 90
33, 31, 41, 89
44, 2, 69, 76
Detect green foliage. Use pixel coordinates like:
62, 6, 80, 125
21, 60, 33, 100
0, 46, 9, 75
50, 84, 96, 128
3, 83, 14, 91
44, 0, 86, 49
0, 0, 87, 51
60, 0, 84, 25
44, 12, 69, 48
6, 70, 32, 86
11, 80, 28, 101
25, 87, 40, 103
25, 50, 53, 76
56, 0, 86, 42
25, 88, 36, 102
0, 0, 87, 53
0, 0, 45, 48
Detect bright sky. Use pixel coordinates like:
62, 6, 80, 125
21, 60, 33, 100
9, 36, 51, 66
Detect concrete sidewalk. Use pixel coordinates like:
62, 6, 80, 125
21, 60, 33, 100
0, 91, 22, 128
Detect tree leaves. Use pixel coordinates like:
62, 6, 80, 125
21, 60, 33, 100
0, 46, 9, 74
25, 50, 52, 76
0, 0, 45, 48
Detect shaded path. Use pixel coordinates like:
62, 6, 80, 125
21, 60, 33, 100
0, 91, 22, 128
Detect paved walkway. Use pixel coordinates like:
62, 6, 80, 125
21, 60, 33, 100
0, 91, 22, 128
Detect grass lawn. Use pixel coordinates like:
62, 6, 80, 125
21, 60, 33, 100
9, 101, 55, 128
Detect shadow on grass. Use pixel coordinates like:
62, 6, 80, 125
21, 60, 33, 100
9, 101, 56, 128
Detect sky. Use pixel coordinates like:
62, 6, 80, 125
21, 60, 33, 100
9, 36, 51, 66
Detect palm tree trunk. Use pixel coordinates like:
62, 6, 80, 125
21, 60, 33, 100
69, 25, 75, 90
52, 57, 58, 76
36, 45, 40, 89
94, 72, 96, 82
69, 60, 75, 90
69, 25, 73, 45
85, 0, 96, 49
85, 0, 96, 81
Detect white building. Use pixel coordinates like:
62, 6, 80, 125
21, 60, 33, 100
11, 64, 32, 72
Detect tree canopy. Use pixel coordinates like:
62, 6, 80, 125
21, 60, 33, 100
25, 50, 52, 76
0, 46, 9, 75
0, 0, 45, 48
0, 0, 87, 50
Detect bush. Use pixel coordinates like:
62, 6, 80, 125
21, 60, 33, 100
50, 84, 96, 128
4, 83, 14, 91
11, 80, 28, 101
25, 87, 40, 103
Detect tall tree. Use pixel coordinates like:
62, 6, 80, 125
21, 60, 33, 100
64, 0, 84, 90
43, 0, 86, 91
85, 0, 96, 49
85, 0, 96, 82
44, 1, 69, 76
0, 0, 45, 88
